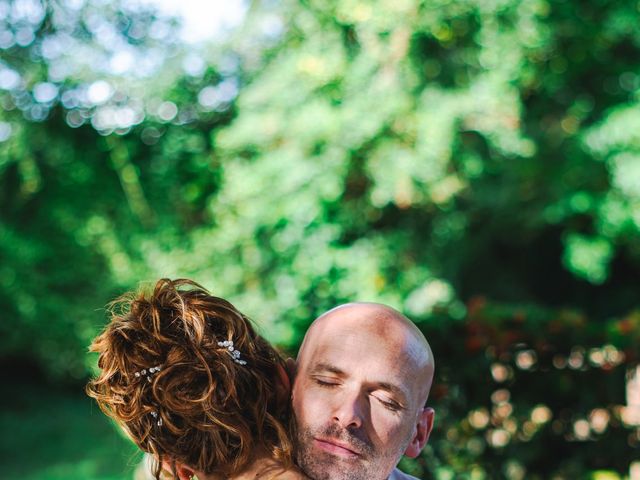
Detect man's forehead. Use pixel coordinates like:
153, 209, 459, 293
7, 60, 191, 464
307, 323, 405, 352
301, 309, 423, 362
302, 324, 418, 377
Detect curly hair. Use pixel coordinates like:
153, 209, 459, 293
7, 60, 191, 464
86, 279, 293, 479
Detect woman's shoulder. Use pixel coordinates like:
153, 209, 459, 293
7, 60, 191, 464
249, 457, 309, 480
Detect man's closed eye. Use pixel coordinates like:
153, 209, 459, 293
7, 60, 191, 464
313, 377, 341, 387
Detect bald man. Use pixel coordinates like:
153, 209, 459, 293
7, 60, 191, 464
291, 303, 435, 480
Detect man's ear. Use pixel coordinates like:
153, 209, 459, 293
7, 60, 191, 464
285, 356, 296, 381
404, 407, 435, 458
275, 362, 292, 403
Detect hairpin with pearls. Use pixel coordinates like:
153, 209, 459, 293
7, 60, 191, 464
150, 410, 163, 427
217, 340, 247, 365
134, 365, 162, 382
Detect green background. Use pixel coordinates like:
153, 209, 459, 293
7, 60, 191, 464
1, 0, 639, 478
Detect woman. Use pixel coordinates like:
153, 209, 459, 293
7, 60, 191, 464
87, 278, 307, 480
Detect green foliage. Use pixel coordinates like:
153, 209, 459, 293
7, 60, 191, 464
0, 377, 140, 479
1, 0, 640, 477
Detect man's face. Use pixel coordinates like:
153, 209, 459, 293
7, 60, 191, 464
292, 308, 432, 480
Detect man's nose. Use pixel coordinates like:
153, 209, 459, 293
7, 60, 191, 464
331, 390, 367, 429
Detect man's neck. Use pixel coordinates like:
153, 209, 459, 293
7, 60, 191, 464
387, 467, 420, 480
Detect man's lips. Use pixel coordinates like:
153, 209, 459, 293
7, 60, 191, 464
314, 437, 361, 458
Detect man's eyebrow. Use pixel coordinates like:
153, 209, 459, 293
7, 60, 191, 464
309, 362, 345, 376
375, 381, 409, 403
309, 364, 409, 402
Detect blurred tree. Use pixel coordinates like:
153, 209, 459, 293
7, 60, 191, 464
0, 0, 234, 376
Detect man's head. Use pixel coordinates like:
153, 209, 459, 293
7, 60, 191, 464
292, 303, 435, 480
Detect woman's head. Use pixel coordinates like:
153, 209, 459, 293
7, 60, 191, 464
86, 278, 292, 479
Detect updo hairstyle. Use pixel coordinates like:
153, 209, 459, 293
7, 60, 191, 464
86, 278, 293, 479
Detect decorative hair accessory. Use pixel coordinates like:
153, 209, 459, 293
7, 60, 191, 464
134, 365, 162, 382
128, 365, 164, 426
217, 340, 247, 365
150, 410, 163, 427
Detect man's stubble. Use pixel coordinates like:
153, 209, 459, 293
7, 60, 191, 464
294, 419, 411, 480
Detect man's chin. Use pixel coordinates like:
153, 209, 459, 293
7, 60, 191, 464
300, 458, 363, 480
298, 445, 367, 480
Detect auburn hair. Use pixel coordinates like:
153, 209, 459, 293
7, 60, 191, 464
86, 278, 293, 479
